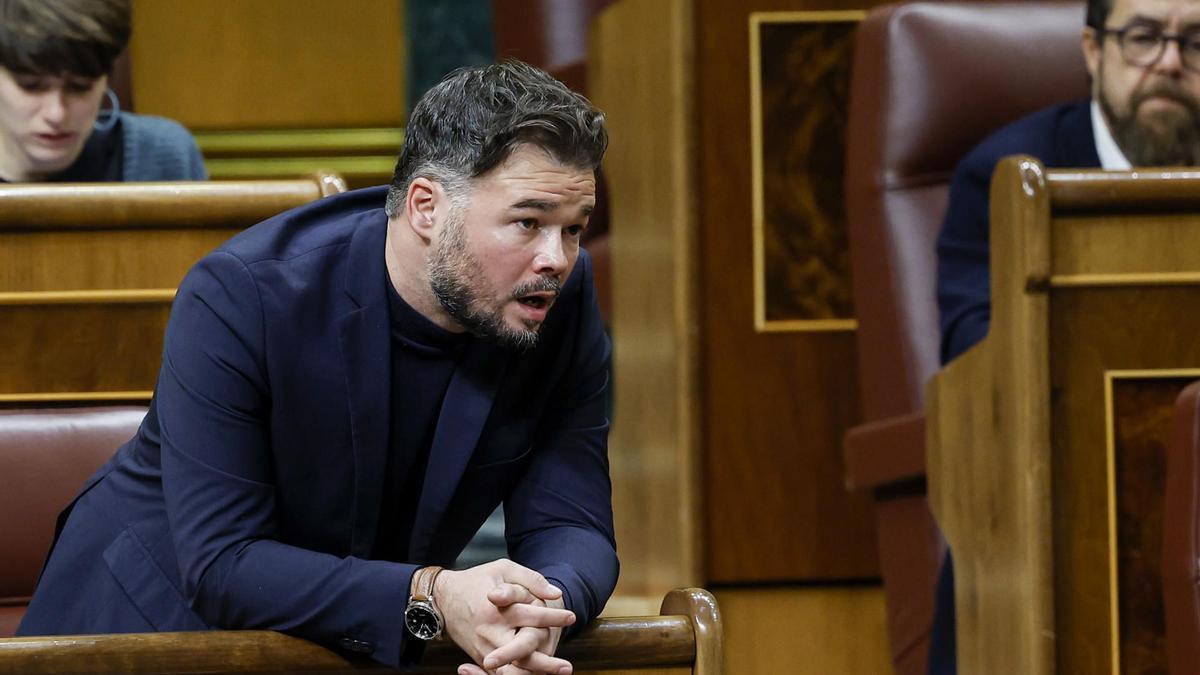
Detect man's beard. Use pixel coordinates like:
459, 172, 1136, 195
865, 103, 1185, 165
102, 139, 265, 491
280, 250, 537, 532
426, 209, 559, 351
1100, 69, 1200, 166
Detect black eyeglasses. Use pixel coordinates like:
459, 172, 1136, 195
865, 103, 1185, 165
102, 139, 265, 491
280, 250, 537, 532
1098, 24, 1200, 72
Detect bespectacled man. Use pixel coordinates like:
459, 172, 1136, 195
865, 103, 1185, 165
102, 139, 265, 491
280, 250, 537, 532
933, 0, 1200, 673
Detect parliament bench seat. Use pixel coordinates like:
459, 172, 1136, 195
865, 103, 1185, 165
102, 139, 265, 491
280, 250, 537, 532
0, 174, 347, 404
0, 406, 721, 674
0, 407, 147, 637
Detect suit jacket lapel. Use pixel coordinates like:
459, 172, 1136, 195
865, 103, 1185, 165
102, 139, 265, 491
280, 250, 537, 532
408, 340, 508, 562
337, 212, 391, 558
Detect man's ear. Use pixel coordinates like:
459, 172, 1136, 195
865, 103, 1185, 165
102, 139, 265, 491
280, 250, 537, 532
1082, 27, 1102, 86
406, 177, 438, 242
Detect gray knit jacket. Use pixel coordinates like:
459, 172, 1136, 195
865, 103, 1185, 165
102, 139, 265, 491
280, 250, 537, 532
120, 112, 208, 181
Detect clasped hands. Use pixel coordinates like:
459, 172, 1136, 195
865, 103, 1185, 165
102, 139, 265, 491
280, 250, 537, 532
433, 559, 576, 675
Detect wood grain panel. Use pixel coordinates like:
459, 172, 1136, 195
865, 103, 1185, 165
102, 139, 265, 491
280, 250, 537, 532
715, 586, 891, 674
0, 304, 170, 395
1049, 288, 1200, 675
0, 229, 236, 292
753, 16, 859, 327
1111, 376, 1185, 675
927, 158, 1055, 675
591, 0, 702, 599
929, 159, 1200, 674
0, 181, 336, 401
1053, 212, 1200, 276
697, 0, 881, 583
130, 0, 406, 130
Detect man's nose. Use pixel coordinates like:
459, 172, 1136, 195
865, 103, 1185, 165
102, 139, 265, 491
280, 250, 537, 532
1154, 37, 1185, 74
533, 231, 569, 277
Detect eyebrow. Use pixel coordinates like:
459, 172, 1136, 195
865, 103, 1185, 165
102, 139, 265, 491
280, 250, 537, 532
510, 198, 594, 216
1124, 14, 1198, 29
1123, 16, 1200, 34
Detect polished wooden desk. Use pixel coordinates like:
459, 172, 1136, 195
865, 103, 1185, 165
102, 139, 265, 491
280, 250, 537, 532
0, 588, 721, 675
928, 157, 1200, 674
0, 175, 346, 404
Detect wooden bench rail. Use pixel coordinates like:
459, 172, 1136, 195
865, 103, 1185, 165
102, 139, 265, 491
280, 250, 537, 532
0, 588, 721, 675
0, 173, 347, 231
1047, 168, 1200, 212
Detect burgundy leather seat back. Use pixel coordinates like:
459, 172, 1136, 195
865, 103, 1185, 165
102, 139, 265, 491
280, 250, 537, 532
1165, 382, 1200, 675
0, 407, 146, 637
845, 0, 1089, 422
843, 5, 1090, 672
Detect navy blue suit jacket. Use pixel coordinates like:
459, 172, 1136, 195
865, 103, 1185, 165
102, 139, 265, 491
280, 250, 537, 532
18, 187, 619, 667
936, 99, 1101, 364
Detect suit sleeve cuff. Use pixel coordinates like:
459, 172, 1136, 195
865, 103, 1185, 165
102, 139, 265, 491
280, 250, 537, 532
541, 568, 588, 638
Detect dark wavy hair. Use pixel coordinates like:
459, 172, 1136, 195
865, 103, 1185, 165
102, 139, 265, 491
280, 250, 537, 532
0, 0, 131, 77
385, 60, 608, 217
1086, 0, 1114, 30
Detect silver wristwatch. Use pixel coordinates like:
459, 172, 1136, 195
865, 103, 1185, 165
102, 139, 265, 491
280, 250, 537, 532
404, 566, 444, 640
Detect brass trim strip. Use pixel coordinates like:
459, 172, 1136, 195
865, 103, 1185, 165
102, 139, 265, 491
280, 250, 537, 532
1050, 272, 1200, 287
749, 11, 864, 334
750, 12, 766, 331
756, 319, 858, 333
749, 10, 868, 23
0, 391, 153, 403
195, 127, 404, 154
1102, 372, 1120, 675
205, 157, 396, 179
1102, 368, 1200, 674
0, 289, 176, 305
1105, 368, 1200, 379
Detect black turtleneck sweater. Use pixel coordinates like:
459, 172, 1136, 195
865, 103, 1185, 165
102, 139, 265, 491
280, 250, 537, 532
372, 279, 470, 563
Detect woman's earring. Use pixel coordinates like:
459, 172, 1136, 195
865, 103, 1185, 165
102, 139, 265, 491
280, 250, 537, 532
93, 88, 121, 133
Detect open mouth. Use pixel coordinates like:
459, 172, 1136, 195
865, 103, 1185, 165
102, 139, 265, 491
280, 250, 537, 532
517, 293, 555, 310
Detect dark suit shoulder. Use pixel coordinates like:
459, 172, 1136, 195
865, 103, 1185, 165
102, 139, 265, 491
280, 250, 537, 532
957, 99, 1096, 177
215, 186, 389, 266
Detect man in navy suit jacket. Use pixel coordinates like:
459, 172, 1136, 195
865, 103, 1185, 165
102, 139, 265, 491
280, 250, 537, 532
20, 61, 617, 675
931, 0, 1200, 671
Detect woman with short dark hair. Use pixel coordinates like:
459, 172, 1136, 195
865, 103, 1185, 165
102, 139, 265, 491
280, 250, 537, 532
0, 0, 206, 182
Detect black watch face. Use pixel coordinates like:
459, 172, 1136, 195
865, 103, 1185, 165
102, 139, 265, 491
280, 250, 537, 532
405, 603, 442, 640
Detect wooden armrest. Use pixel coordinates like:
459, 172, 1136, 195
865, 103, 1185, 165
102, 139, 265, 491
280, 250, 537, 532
0, 589, 722, 674
843, 412, 927, 490
0, 176, 346, 231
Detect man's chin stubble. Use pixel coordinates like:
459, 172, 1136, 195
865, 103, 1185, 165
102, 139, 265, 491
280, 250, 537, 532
1102, 92, 1200, 166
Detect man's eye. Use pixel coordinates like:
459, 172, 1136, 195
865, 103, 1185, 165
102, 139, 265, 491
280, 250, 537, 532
1126, 28, 1162, 46
565, 224, 585, 237
517, 218, 538, 230
1184, 34, 1200, 52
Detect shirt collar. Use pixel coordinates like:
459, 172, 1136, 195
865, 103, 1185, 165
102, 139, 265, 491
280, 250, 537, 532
1091, 99, 1133, 171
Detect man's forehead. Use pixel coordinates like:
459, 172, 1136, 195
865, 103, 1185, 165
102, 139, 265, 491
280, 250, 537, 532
1110, 0, 1200, 24
499, 170, 597, 198
475, 147, 597, 205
